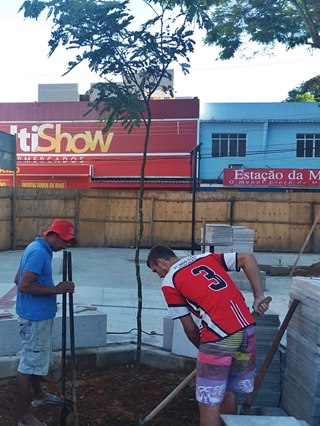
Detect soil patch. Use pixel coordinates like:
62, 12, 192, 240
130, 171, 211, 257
0, 365, 199, 425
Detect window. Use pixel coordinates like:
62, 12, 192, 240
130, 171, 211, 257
212, 133, 246, 157
296, 133, 320, 158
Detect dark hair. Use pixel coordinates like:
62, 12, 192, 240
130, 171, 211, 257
147, 245, 176, 268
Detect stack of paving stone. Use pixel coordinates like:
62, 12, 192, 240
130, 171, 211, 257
232, 226, 255, 253
202, 224, 255, 253
203, 224, 233, 252
237, 310, 281, 408
282, 277, 320, 426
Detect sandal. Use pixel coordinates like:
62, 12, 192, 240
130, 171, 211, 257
31, 393, 61, 408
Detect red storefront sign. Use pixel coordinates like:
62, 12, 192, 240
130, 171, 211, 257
0, 121, 196, 159
224, 168, 320, 188
0, 99, 199, 189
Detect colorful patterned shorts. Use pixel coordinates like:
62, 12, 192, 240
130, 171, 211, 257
196, 325, 255, 406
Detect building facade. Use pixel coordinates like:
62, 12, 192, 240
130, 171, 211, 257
199, 103, 320, 190
0, 98, 199, 190
2, 99, 320, 191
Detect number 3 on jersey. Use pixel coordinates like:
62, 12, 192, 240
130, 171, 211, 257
192, 265, 227, 291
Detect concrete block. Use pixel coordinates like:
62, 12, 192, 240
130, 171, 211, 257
228, 270, 266, 291
0, 309, 107, 356
52, 251, 63, 275
0, 355, 19, 379
163, 315, 174, 351
0, 317, 20, 356
171, 317, 198, 358
96, 344, 135, 368
52, 310, 107, 350
221, 415, 309, 425
72, 348, 99, 371
269, 266, 291, 276
142, 346, 196, 371
163, 315, 198, 357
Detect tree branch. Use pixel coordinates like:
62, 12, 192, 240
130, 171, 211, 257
289, 0, 320, 47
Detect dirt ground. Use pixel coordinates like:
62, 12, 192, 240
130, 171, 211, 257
0, 365, 199, 426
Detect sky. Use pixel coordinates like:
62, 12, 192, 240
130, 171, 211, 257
1, 1, 320, 104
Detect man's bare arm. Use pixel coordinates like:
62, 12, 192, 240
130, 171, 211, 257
180, 315, 200, 348
237, 253, 269, 315
18, 270, 74, 295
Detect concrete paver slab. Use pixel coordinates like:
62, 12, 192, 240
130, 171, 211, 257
221, 415, 309, 425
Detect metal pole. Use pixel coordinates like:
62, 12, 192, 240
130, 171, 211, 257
230, 199, 235, 226
12, 135, 17, 250
191, 145, 200, 254
12, 171, 16, 250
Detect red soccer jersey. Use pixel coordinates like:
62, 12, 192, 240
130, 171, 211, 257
161, 252, 255, 343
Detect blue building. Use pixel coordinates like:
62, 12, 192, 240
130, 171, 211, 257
199, 103, 320, 190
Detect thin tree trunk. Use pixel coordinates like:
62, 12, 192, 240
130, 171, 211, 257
134, 104, 152, 425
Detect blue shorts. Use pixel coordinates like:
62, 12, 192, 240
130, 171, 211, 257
18, 318, 53, 376
196, 325, 256, 406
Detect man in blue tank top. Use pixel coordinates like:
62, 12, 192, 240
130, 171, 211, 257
15, 219, 76, 426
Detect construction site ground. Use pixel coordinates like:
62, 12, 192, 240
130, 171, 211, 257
0, 248, 318, 425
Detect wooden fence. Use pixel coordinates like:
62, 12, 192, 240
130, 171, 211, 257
0, 187, 320, 253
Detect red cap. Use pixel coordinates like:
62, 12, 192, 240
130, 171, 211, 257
43, 219, 77, 244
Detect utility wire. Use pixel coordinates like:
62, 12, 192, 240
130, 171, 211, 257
107, 328, 163, 336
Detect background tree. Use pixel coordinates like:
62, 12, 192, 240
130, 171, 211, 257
286, 92, 316, 102
206, 0, 320, 59
162, 0, 320, 59
285, 74, 320, 101
19, 0, 206, 423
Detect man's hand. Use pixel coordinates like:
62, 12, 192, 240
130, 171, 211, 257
55, 281, 75, 294
252, 295, 272, 316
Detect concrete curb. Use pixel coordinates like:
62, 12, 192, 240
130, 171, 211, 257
0, 343, 196, 380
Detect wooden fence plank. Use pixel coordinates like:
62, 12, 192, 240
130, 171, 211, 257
0, 187, 319, 252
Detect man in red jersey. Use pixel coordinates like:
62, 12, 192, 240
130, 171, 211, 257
147, 245, 269, 426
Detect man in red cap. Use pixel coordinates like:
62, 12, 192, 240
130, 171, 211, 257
15, 219, 76, 426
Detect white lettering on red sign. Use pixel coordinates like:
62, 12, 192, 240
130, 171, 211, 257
224, 168, 320, 188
